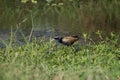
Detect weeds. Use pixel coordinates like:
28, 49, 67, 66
0, 33, 120, 80
0, 0, 120, 80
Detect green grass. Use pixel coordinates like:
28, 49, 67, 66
0, 1, 120, 80
0, 34, 120, 80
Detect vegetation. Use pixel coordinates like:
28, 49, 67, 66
0, 0, 120, 33
0, 32, 120, 80
0, 0, 120, 80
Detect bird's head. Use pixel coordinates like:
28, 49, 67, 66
54, 36, 63, 42
54, 36, 61, 40
54, 37, 59, 39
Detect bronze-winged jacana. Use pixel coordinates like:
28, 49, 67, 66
54, 36, 79, 46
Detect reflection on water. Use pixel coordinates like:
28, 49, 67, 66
34, 21, 120, 35
0, 22, 120, 41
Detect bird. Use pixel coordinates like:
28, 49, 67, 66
54, 36, 79, 46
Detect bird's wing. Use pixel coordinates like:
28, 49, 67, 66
62, 36, 78, 43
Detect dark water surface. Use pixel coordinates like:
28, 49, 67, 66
0, 25, 119, 40
0, 25, 119, 48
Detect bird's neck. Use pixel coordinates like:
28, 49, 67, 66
59, 38, 63, 43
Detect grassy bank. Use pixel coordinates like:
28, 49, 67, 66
0, 33, 120, 80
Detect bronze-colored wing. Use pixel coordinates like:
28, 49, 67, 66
62, 36, 79, 44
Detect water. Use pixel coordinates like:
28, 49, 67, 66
1, 0, 120, 48
0, 24, 119, 48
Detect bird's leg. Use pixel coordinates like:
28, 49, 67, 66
71, 44, 80, 54
70, 46, 76, 54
